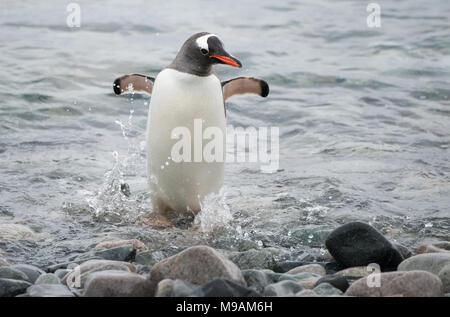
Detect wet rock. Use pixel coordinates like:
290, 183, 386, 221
236, 240, 261, 252
54, 269, 70, 280
0, 278, 32, 297
93, 245, 137, 262
290, 225, 333, 247
433, 241, 450, 250
135, 250, 166, 266
263, 280, 303, 297
0, 257, 10, 267
273, 261, 307, 273
0, 224, 36, 240
438, 264, 450, 293
35, 273, 61, 285
242, 270, 274, 293
227, 249, 274, 270
136, 264, 151, 275
10, 264, 45, 283
281, 272, 322, 289
155, 279, 197, 297
83, 270, 152, 297
313, 282, 343, 296
324, 262, 346, 274
27, 284, 74, 297
295, 289, 318, 297
286, 264, 326, 276
417, 244, 450, 254
398, 253, 450, 275
325, 221, 403, 270
393, 243, 412, 259
149, 246, 246, 295
315, 274, 349, 292
0, 266, 30, 282
62, 259, 133, 288
192, 278, 261, 297
95, 239, 148, 252
345, 270, 444, 297
335, 266, 371, 279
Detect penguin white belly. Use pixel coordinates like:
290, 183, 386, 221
147, 68, 225, 214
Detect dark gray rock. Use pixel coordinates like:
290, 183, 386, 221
324, 262, 346, 274
54, 269, 70, 280
0, 266, 30, 282
10, 264, 45, 283
227, 249, 274, 270
92, 245, 137, 262
242, 269, 274, 293
135, 250, 165, 266
27, 284, 75, 297
0, 278, 32, 297
83, 270, 152, 297
273, 261, 309, 273
313, 282, 343, 296
192, 278, 261, 297
314, 274, 349, 292
393, 243, 412, 260
325, 222, 403, 270
263, 280, 303, 297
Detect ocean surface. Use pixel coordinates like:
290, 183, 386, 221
0, 0, 449, 266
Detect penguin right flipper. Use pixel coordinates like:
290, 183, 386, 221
113, 74, 155, 95
221, 77, 269, 101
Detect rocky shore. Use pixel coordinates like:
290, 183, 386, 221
0, 221, 449, 297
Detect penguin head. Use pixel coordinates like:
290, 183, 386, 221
170, 32, 242, 76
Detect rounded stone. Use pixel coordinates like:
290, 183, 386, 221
286, 264, 326, 276
35, 273, 61, 285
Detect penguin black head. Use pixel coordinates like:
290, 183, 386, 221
168, 32, 242, 76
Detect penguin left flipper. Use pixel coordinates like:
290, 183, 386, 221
113, 74, 155, 95
221, 77, 269, 101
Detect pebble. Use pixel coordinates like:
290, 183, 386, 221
295, 289, 319, 297
242, 269, 274, 293
62, 259, 133, 288
54, 269, 70, 280
0, 224, 37, 240
149, 246, 246, 295
227, 249, 274, 270
155, 279, 198, 297
313, 282, 343, 296
273, 261, 309, 273
90, 245, 137, 262
135, 250, 166, 266
95, 239, 148, 253
282, 272, 322, 289
285, 264, 326, 276
0, 266, 31, 282
393, 243, 412, 259
83, 270, 152, 297
263, 280, 303, 297
192, 278, 261, 297
315, 274, 349, 292
10, 264, 45, 283
325, 221, 403, 270
345, 270, 444, 297
34, 273, 61, 285
27, 284, 74, 297
335, 266, 371, 279
398, 253, 450, 275
0, 278, 32, 297
417, 244, 450, 254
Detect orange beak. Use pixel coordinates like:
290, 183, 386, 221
210, 54, 242, 68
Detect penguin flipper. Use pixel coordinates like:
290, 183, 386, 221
113, 74, 155, 95
221, 77, 269, 101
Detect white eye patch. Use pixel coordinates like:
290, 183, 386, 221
195, 33, 218, 51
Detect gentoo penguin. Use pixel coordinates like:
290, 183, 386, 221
113, 32, 269, 224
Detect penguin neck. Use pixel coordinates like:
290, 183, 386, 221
167, 53, 213, 77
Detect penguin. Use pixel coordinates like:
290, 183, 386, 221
113, 32, 269, 225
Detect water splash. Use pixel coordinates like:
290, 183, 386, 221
194, 187, 233, 233
85, 109, 148, 223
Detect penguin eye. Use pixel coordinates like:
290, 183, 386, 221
200, 48, 209, 55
